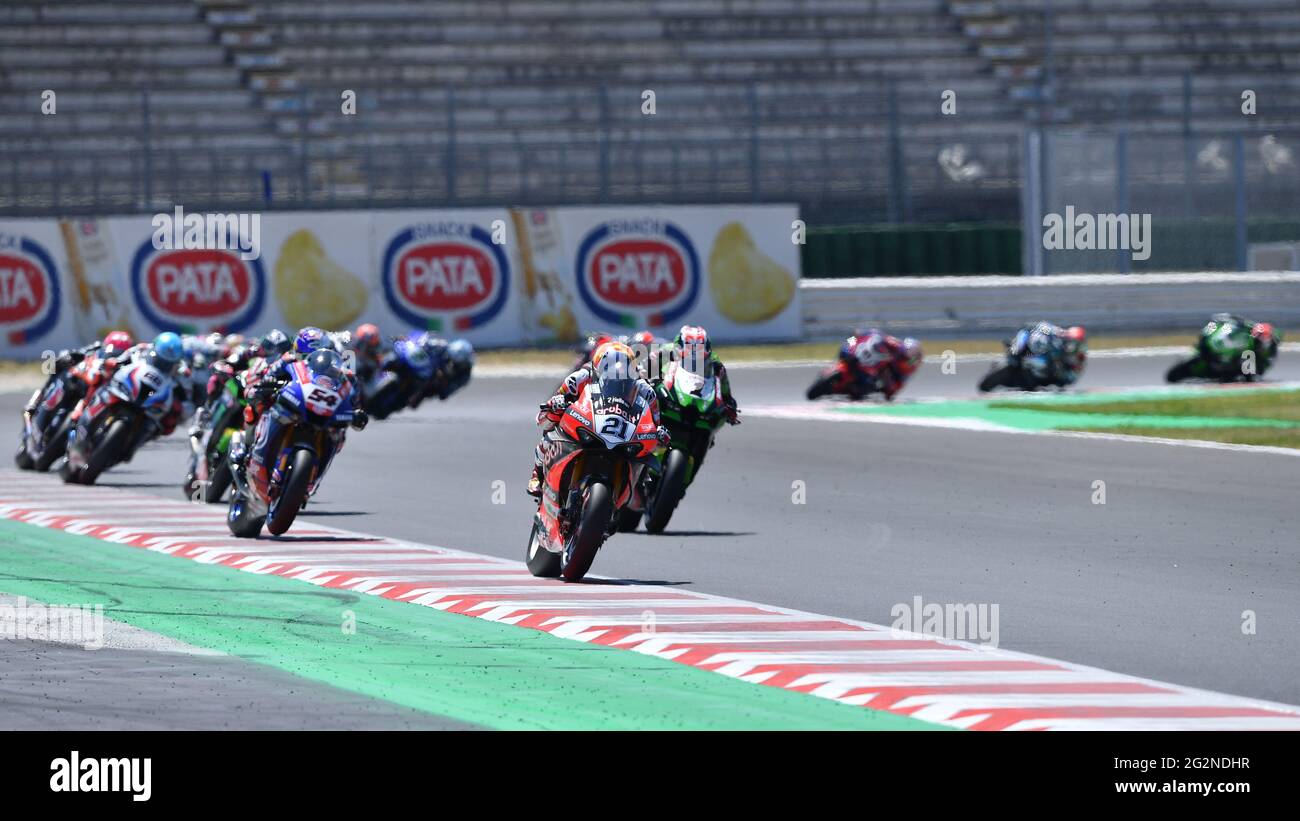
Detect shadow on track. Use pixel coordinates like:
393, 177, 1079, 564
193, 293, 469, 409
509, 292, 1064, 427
641, 530, 755, 538
256, 535, 385, 544
577, 578, 691, 587
296, 510, 368, 517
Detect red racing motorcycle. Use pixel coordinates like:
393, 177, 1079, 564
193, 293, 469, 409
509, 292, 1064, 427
526, 378, 660, 582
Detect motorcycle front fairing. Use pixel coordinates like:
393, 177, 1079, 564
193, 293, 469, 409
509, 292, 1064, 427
539, 387, 657, 551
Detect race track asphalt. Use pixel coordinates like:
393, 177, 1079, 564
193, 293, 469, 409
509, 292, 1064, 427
3, 350, 1299, 721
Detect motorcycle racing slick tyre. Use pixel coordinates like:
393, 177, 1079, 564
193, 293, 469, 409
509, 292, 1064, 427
267, 448, 314, 536
644, 448, 688, 535
560, 481, 612, 582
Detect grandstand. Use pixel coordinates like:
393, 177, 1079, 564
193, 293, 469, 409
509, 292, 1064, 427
2, 0, 1298, 232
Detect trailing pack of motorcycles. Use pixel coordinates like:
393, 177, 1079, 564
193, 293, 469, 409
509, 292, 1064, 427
13, 313, 1283, 582
808, 314, 1282, 400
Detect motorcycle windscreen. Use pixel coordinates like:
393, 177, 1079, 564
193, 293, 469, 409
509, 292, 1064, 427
596, 375, 639, 407
677, 345, 711, 377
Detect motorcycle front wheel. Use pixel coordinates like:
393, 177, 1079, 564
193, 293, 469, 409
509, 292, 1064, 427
14, 443, 34, 470
978, 365, 1021, 393
560, 481, 612, 582
82, 418, 130, 485
806, 372, 838, 400
266, 448, 315, 536
1165, 358, 1201, 383
644, 449, 688, 534
32, 420, 70, 471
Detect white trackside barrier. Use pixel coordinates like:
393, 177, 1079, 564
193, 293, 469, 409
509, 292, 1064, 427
801, 272, 1300, 339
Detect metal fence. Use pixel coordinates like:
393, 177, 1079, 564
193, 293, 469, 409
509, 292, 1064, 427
0, 82, 1023, 226
1023, 128, 1300, 275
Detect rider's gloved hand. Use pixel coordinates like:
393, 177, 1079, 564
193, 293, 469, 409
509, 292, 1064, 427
656, 426, 671, 446
351, 409, 369, 431
547, 394, 567, 414
723, 399, 740, 425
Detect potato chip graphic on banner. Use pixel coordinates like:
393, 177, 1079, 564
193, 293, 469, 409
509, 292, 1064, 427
274, 229, 367, 329
708, 222, 795, 324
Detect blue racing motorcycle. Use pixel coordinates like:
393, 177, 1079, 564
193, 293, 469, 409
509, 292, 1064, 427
227, 350, 361, 537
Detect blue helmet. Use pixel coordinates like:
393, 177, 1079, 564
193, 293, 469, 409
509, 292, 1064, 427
153, 331, 183, 364
295, 326, 328, 355
447, 339, 474, 367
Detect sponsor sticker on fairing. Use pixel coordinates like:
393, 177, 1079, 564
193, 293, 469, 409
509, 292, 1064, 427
574, 217, 700, 330
0, 231, 61, 345
380, 221, 510, 332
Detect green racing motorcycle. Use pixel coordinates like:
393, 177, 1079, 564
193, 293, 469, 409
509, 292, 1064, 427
633, 358, 731, 534
1166, 314, 1281, 383
183, 373, 247, 503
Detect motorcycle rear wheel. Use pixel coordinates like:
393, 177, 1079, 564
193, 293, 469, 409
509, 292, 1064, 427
560, 482, 612, 582
525, 518, 561, 578
267, 448, 315, 536
644, 449, 688, 534
32, 422, 69, 472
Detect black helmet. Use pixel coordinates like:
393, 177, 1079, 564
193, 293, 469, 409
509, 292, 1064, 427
260, 328, 291, 359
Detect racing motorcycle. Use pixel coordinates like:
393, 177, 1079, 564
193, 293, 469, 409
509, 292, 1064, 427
363, 338, 434, 421
1166, 316, 1279, 383
526, 379, 659, 581
183, 372, 246, 503
806, 340, 897, 401
637, 358, 729, 534
979, 328, 1072, 392
60, 352, 179, 485
226, 353, 355, 538
16, 354, 111, 472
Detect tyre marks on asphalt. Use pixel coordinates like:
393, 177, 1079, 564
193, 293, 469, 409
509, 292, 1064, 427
3, 469, 1300, 731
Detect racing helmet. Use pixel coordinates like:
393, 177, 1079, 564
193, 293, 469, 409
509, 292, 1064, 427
674, 325, 711, 373
152, 331, 183, 364
1063, 325, 1088, 354
447, 339, 474, 367
260, 328, 292, 359
354, 323, 381, 352
101, 330, 133, 358
899, 337, 924, 374
294, 326, 329, 355
674, 325, 711, 352
592, 341, 638, 404
1251, 322, 1275, 344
